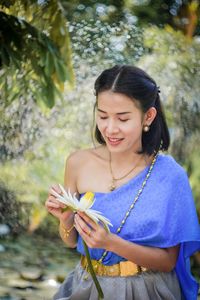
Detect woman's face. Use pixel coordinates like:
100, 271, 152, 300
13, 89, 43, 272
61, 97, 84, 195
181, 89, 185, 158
96, 90, 146, 154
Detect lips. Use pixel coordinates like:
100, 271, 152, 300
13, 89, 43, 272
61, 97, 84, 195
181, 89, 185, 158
107, 137, 124, 146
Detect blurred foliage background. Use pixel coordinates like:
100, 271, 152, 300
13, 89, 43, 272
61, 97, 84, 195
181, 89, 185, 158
0, 0, 200, 298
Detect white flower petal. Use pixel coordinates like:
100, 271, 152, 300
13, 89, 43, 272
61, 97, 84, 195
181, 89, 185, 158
88, 209, 113, 226
50, 189, 66, 203
53, 185, 113, 231
78, 201, 87, 210
58, 184, 69, 198
66, 189, 79, 207
85, 211, 99, 223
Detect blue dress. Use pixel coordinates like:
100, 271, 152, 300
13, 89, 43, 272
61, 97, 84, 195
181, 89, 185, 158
76, 154, 200, 300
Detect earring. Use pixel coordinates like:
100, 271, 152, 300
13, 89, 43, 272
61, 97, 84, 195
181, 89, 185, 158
143, 125, 150, 132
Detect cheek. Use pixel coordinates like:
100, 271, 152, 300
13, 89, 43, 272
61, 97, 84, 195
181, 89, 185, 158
96, 119, 105, 132
123, 122, 142, 136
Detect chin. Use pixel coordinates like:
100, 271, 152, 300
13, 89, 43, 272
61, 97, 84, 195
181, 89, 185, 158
106, 144, 126, 153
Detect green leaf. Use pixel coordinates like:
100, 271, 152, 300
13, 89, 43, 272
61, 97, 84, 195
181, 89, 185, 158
0, 5, 74, 110
44, 81, 55, 108
54, 58, 67, 82
44, 51, 55, 76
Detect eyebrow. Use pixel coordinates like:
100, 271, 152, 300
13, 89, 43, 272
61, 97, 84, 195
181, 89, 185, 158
97, 108, 131, 115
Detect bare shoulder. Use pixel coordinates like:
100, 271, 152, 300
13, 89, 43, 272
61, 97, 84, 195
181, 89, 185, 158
66, 148, 94, 168
66, 146, 107, 168
64, 149, 95, 192
65, 146, 109, 193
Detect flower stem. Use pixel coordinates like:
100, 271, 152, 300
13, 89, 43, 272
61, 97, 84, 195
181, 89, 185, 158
83, 240, 104, 299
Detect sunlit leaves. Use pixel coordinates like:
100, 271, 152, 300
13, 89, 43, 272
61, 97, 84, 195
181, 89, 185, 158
70, 19, 145, 79
0, 1, 74, 108
135, 26, 200, 219
142, 26, 200, 105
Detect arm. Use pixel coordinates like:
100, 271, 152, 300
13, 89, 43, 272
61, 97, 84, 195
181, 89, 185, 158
59, 212, 77, 248
74, 212, 180, 272
58, 153, 79, 248
45, 152, 79, 248
107, 234, 180, 272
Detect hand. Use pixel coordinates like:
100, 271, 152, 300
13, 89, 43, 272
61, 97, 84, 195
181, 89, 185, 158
74, 211, 113, 250
45, 184, 74, 223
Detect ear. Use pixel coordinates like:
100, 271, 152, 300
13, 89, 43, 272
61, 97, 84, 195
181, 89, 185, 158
143, 107, 157, 126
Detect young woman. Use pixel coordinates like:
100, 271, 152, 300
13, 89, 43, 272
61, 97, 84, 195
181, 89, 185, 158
45, 65, 200, 300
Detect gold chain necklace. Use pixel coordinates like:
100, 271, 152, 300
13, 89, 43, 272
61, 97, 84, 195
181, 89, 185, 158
109, 153, 143, 191
98, 152, 158, 264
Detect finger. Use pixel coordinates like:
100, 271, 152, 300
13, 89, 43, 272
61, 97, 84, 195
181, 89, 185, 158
48, 195, 59, 202
45, 198, 60, 209
46, 201, 60, 209
74, 214, 94, 236
50, 184, 62, 195
52, 197, 66, 209
49, 189, 65, 206
74, 219, 92, 244
48, 196, 66, 208
45, 198, 65, 210
74, 214, 90, 234
77, 211, 98, 230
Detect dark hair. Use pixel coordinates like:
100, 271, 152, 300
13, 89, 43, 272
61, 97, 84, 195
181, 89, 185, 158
93, 65, 170, 155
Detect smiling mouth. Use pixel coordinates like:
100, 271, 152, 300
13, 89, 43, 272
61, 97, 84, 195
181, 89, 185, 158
107, 137, 124, 143
107, 137, 123, 141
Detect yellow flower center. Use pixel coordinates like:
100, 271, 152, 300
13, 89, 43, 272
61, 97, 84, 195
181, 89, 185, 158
83, 192, 95, 207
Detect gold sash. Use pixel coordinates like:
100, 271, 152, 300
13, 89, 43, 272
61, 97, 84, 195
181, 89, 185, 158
81, 255, 148, 277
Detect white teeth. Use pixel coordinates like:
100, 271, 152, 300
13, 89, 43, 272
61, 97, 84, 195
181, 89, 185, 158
108, 137, 122, 142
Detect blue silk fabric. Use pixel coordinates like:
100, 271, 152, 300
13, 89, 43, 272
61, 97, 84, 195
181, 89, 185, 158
77, 154, 200, 300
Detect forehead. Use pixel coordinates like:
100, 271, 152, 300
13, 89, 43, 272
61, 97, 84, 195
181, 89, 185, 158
97, 91, 140, 113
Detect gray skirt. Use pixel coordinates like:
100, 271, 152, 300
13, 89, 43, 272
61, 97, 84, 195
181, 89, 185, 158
53, 262, 183, 300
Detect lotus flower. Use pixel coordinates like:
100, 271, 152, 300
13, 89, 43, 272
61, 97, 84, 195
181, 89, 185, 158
50, 184, 113, 299
50, 184, 112, 232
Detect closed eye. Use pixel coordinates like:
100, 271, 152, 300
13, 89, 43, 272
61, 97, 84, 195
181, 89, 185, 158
99, 116, 108, 120
119, 119, 129, 122
99, 117, 129, 122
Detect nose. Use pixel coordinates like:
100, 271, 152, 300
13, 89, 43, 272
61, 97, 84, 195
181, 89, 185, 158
106, 119, 119, 135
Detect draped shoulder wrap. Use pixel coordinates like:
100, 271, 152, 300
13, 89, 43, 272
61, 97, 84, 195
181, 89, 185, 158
77, 154, 200, 300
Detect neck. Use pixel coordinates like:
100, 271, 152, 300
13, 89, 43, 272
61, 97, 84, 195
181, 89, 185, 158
108, 149, 151, 192
108, 150, 147, 167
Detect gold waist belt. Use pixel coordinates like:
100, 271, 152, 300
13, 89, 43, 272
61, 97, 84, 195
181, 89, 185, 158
80, 255, 148, 277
